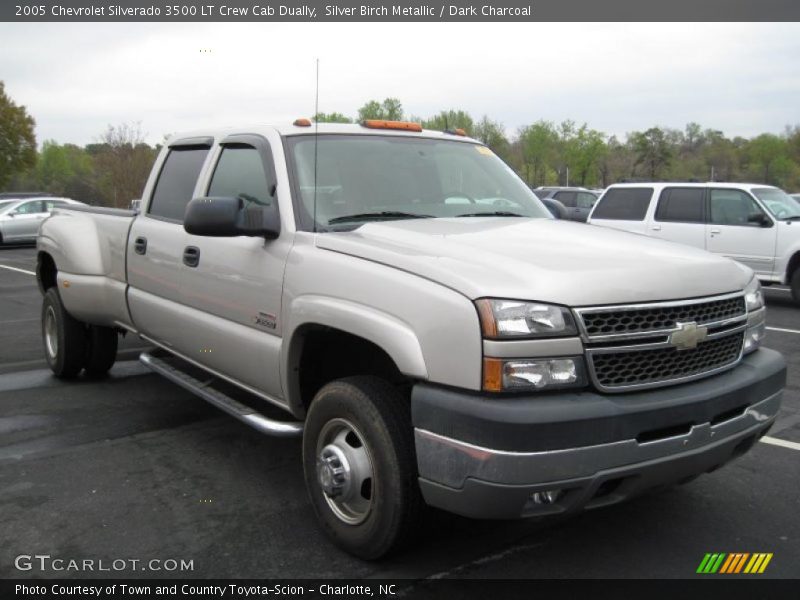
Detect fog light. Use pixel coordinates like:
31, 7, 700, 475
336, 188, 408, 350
530, 489, 561, 505
743, 322, 766, 354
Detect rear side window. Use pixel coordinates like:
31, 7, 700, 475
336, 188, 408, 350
591, 187, 653, 221
208, 146, 273, 206
148, 147, 210, 222
655, 188, 705, 223
554, 191, 577, 207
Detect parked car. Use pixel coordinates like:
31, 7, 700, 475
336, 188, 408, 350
37, 123, 785, 559
588, 183, 800, 301
532, 187, 598, 222
0, 197, 84, 245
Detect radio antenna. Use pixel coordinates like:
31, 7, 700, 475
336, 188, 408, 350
313, 58, 319, 233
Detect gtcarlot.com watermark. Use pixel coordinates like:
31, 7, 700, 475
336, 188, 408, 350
14, 554, 194, 573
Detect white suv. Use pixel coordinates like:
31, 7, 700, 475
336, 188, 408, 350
588, 182, 800, 301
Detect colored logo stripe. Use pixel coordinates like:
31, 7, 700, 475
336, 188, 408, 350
697, 553, 773, 574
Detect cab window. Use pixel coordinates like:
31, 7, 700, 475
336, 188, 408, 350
709, 189, 768, 227
148, 147, 210, 222
655, 188, 705, 223
15, 200, 46, 214
591, 187, 653, 220
208, 146, 273, 206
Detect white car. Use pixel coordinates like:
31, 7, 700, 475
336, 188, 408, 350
588, 182, 800, 301
0, 197, 84, 245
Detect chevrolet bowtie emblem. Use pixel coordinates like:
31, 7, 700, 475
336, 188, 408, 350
670, 321, 708, 351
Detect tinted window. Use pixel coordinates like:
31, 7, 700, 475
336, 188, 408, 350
15, 200, 46, 214
709, 189, 767, 226
148, 147, 209, 221
554, 191, 577, 207
208, 146, 273, 206
655, 188, 705, 223
591, 187, 652, 221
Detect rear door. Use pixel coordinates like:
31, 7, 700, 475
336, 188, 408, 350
588, 187, 653, 234
178, 135, 290, 399
705, 188, 777, 277
649, 187, 706, 249
4, 200, 47, 241
126, 138, 212, 346
574, 191, 598, 222
553, 191, 580, 221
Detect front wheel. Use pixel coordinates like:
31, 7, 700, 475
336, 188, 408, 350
42, 287, 87, 378
791, 269, 800, 303
302, 376, 424, 559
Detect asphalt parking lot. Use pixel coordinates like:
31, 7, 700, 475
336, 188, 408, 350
0, 245, 798, 580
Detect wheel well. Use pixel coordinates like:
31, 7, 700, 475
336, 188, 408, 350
37, 252, 57, 295
788, 252, 800, 283
291, 325, 408, 413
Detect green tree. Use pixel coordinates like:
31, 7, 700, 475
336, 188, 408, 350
0, 82, 37, 190
746, 133, 789, 184
630, 127, 672, 179
313, 112, 352, 123
422, 110, 474, 133
357, 98, 404, 121
517, 121, 559, 186
93, 123, 157, 207
472, 116, 510, 161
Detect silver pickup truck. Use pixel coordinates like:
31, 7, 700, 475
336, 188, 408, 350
37, 121, 786, 559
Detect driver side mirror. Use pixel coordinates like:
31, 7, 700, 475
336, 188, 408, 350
184, 197, 280, 239
747, 213, 772, 227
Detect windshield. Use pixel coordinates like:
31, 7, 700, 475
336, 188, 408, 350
0, 200, 22, 215
286, 134, 550, 230
752, 188, 800, 219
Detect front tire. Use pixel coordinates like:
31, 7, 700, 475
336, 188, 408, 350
791, 269, 800, 303
302, 376, 424, 559
42, 287, 87, 378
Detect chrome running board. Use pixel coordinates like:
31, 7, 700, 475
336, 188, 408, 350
139, 351, 303, 437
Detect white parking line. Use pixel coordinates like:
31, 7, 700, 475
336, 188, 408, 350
0, 264, 35, 276
766, 326, 800, 335
761, 436, 800, 452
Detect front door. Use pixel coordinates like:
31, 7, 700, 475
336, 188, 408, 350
179, 135, 291, 399
4, 200, 48, 241
705, 188, 777, 277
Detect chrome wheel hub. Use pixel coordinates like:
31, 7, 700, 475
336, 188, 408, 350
316, 418, 374, 525
44, 306, 58, 360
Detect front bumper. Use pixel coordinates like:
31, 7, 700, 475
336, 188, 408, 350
412, 348, 786, 519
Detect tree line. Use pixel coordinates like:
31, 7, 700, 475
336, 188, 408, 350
2, 84, 799, 208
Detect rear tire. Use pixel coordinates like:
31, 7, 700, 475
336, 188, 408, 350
42, 287, 87, 378
85, 325, 118, 376
302, 376, 424, 559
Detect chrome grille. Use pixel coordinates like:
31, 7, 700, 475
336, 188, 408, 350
580, 296, 745, 337
589, 332, 744, 390
576, 293, 748, 392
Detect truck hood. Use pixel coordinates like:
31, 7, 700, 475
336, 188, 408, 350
315, 218, 753, 306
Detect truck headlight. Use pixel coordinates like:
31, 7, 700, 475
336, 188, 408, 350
744, 277, 764, 312
476, 299, 577, 338
483, 357, 587, 392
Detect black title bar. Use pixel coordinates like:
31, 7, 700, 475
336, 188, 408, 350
4, 0, 800, 22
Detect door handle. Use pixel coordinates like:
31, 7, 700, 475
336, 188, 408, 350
651, 225, 661, 231
134, 236, 147, 255
183, 246, 200, 268
710, 228, 721, 234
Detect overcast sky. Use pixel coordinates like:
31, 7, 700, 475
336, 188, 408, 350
1, 22, 799, 146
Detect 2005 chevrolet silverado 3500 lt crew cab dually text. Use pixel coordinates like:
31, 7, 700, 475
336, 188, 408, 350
36, 121, 786, 558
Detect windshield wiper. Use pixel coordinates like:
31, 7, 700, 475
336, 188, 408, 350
327, 211, 434, 224
456, 211, 524, 218
781, 215, 800, 221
